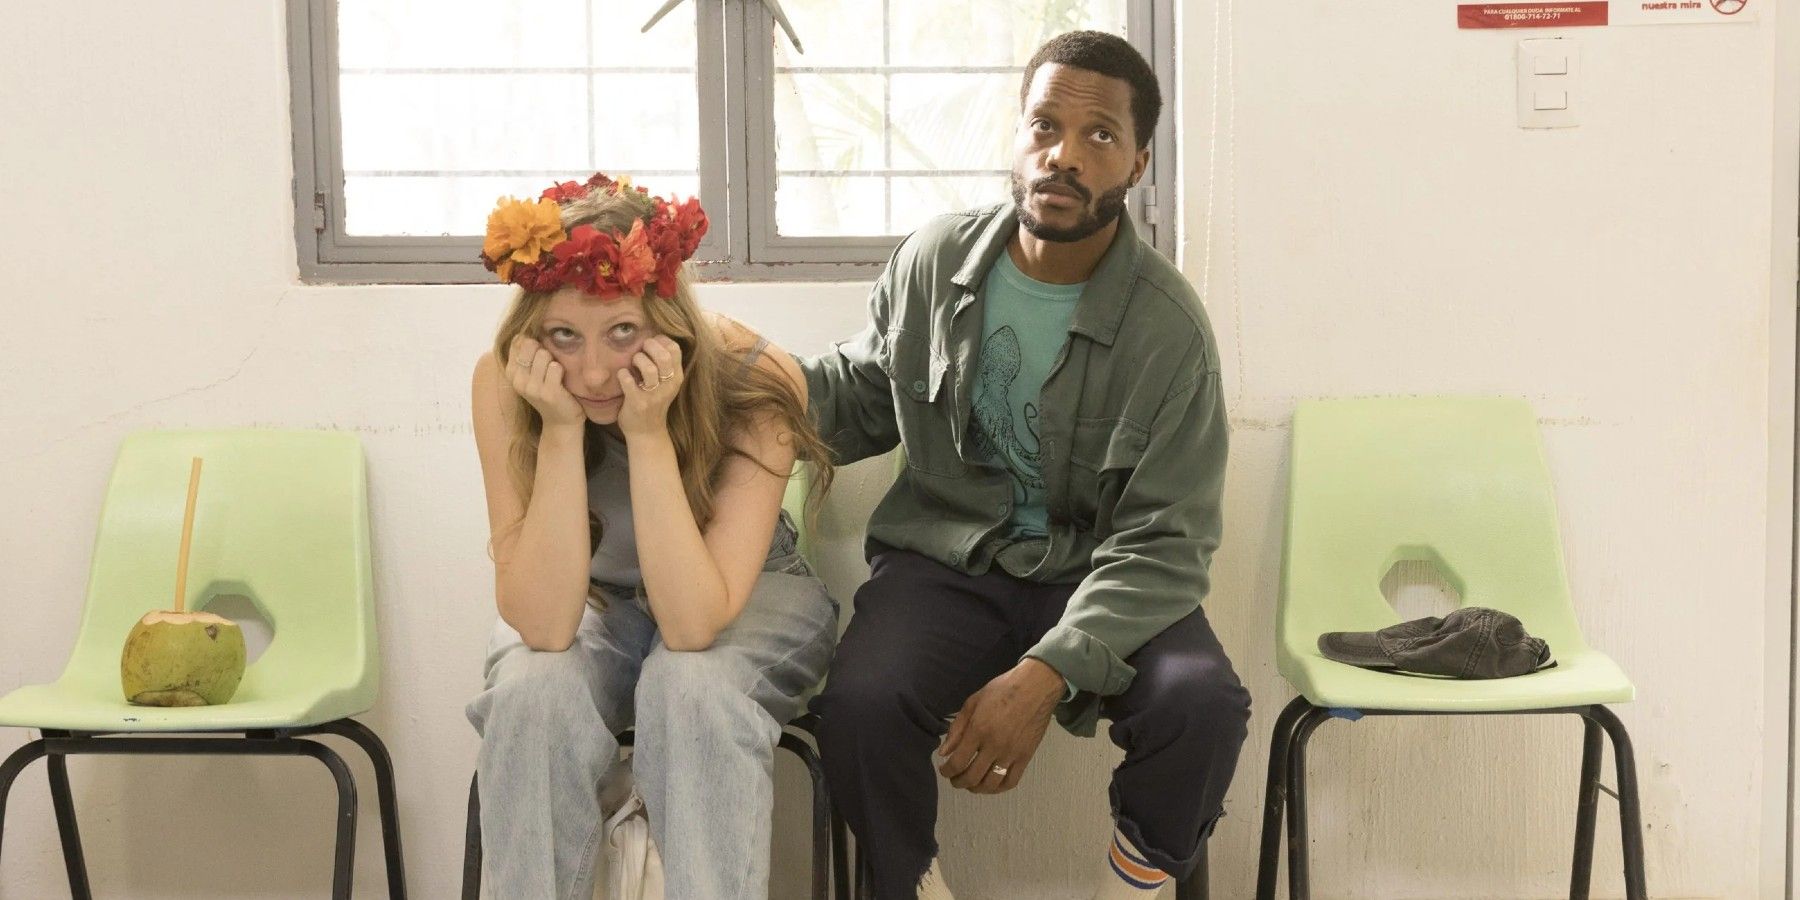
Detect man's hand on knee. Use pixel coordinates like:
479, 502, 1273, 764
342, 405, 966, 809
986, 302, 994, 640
934, 658, 1066, 795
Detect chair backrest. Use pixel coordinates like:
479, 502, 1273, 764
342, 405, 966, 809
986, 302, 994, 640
1278, 397, 1588, 674
62, 430, 376, 708
782, 463, 815, 564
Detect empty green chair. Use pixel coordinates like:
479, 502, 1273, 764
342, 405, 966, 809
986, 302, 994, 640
1255, 397, 1642, 900
0, 429, 404, 900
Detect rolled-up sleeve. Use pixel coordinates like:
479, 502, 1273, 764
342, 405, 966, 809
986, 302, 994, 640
1026, 367, 1228, 729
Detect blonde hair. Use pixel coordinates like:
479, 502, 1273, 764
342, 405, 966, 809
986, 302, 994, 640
490, 187, 833, 573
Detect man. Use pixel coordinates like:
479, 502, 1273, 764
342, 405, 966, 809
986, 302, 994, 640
802, 30, 1250, 900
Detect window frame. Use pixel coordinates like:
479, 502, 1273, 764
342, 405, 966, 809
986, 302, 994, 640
288, 0, 1176, 284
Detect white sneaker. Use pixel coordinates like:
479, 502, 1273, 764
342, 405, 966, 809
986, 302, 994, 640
915, 858, 955, 900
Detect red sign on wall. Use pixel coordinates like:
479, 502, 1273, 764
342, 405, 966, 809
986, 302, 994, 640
1457, 3, 1610, 28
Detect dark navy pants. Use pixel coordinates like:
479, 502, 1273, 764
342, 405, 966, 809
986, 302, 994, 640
812, 544, 1251, 899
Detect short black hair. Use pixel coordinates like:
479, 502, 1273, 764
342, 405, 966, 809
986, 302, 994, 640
1019, 31, 1161, 151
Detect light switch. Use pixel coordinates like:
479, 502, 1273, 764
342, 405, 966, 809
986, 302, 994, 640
1517, 38, 1579, 129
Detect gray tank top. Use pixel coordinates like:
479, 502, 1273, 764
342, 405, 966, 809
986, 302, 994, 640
586, 338, 801, 600
585, 428, 642, 587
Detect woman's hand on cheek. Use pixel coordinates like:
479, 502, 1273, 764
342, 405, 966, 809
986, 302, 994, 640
507, 336, 586, 431
616, 335, 684, 441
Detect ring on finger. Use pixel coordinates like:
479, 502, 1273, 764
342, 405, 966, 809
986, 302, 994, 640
658, 371, 674, 382
641, 378, 659, 391
989, 764, 1009, 777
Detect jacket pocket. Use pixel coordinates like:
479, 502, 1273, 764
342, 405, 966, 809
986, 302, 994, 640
1067, 416, 1149, 529
887, 328, 963, 477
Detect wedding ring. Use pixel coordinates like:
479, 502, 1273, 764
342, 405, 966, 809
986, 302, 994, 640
659, 371, 674, 382
989, 764, 1008, 777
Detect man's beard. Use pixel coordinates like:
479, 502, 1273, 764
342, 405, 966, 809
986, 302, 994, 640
1011, 171, 1130, 243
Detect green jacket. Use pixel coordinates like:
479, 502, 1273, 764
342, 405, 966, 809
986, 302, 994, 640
801, 203, 1229, 735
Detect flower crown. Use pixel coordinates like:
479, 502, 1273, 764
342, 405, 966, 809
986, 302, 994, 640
480, 173, 709, 300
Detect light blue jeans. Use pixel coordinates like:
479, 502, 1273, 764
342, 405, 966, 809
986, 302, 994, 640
466, 560, 837, 899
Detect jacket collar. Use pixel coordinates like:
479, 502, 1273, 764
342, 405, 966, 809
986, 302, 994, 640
949, 202, 1142, 347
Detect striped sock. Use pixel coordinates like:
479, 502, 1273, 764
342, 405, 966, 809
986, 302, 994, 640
1096, 826, 1169, 898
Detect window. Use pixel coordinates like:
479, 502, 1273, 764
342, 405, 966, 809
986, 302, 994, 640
289, 0, 1175, 283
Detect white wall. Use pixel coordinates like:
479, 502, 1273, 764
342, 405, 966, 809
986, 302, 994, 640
1179, 3, 1791, 899
0, 2, 1791, 898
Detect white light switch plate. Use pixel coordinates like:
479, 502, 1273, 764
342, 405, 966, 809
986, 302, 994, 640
1518, 38, 1578, 129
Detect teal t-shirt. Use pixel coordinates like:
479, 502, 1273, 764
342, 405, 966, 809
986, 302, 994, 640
970, 249, 1084, 538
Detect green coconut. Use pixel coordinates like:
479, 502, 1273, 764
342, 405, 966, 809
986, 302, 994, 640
120, 610, 246, 706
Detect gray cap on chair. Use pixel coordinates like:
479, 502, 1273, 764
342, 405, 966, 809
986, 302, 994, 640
1317, 607, 1554, 679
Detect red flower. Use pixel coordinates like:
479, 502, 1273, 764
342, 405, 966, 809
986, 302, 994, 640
653, 258, 682, 298
550, 225, 623, 298
666, 196, 709, 257
584, 173, 619, 193
512, 261, 556, 293
540, 181, 589, 203
641, 216, 685, 297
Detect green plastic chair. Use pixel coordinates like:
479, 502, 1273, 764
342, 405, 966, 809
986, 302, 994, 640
0, 429, 404, 900
1254, 397, 1643, 900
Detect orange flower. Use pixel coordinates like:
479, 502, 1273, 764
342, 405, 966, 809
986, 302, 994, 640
482, 197, 566, 280
616, 219, 656, 296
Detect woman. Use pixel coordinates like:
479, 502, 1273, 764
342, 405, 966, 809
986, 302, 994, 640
464, 173, 837, 899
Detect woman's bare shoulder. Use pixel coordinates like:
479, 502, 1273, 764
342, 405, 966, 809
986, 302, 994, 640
471, 351, 518, 433
754, 340, 804, 396
706, 311, 757, 353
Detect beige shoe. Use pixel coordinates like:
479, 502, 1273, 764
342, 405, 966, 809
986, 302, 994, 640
915, 858, 955, 900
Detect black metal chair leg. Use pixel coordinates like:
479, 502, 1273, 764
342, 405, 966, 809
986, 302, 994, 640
831, 803, 850, 900
1585, 705, 1648, 900
45, 747, 93, 900
462, 771, 482, 900
12, 735, 361, 898
1284, 707, 1331, 900
855, 842, 874, 900
0, 738, 49, 872
1255, 696, 1316, 900
1569, 713, 1605, 900
787, 714, 850, 900
306, 719, 408, 900
1176, 839, 1209, 900
290, 739, 360, 900
779, 731, 833, 900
